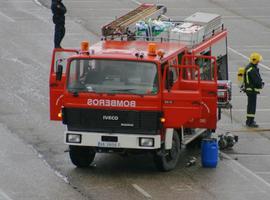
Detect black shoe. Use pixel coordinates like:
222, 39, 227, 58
246, 122, 259, 128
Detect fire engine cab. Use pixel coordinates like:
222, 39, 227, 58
49, 4, 231, 171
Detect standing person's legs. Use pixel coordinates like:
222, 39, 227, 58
246, 93, 257, 126
59, 25, 65, 45
54, 24, 65, 48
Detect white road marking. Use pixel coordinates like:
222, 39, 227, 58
255, 172, 270, 175
235, 49, 270, 52
229, 154, 270, 157
132, 184, 152, 199
231, 45, 270, 48
228, 47, 270, 71
223, 16, 270, 19
33, 0, 42, 7
22, 9, 50, 24
2, 0, 32, 2
0, 189, 13, 200
28, 145, 70, 184
230, 71, 270, 74
232, 95, 269, 98
232, 109, 270, 112
221, 152, 270, 188
131, 0, 141, 5
0, 11, 15, 23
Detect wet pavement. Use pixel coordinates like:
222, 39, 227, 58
0, 0, 270, 199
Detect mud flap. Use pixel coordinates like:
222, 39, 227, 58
165, 128, 173, 150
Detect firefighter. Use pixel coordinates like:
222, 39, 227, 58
51, 0, 66, 48
244, 52, 264, 128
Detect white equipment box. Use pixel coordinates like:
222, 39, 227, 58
169, 22, 205, 46
184, 12, 222, 36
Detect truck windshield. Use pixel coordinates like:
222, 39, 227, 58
67, 59, 158, 95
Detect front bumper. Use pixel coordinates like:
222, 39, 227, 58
65, 131, 161, 149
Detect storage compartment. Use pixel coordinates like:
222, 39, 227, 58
169, 22, 205, 46
184, 12, 222, 37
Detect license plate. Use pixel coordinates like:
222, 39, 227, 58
98, 141, 120, 148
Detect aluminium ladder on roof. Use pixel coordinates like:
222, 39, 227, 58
102, 4, 167, 37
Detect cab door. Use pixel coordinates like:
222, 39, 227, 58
162, 63, 202, 128
49, 49, 77, 120
183, 55, 218, 129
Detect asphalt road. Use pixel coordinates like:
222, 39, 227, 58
1, 0, 270, 199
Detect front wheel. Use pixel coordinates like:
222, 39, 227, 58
154, 130, 181, 171
69, 146, 96, 168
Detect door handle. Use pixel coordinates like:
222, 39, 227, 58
50, 83, 58, 87
208, 91, 216, 95
192, 101, 201, 106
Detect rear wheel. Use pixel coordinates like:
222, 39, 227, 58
69, 146, 96, 168
154, 130, 181, 171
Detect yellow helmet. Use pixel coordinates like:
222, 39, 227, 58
249, 52, 263, 64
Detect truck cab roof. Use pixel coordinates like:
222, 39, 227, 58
89, 40, 187, 62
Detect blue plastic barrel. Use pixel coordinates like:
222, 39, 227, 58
201, 138, 218, 168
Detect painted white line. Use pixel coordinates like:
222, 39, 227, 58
233, 95, 269, 98
231, 45, 270, 48
33, 0, 42, 7
229, 154, 270, 157
230, 71, 270, 74
221, 152, 270, 188
0, 189, 13, 200
224, 16, 270, 19
28, 145, 69, 184
22, 9, 50, 24
255, 172, 270, 175
132, 184, 152, 199
228, 47, 270, 71
232, 109, 270, 112
235, 49, 270, 52
131, 0, 141, 5
0, 11, 15, 23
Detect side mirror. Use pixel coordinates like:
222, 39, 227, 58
56, 64, 63, 81
166, 69, 174, 90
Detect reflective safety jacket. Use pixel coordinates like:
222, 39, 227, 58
244, 63, 263, 94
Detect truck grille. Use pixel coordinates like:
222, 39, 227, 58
62, 108, 162, 135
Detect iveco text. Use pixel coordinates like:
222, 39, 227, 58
102, 115, 119, 120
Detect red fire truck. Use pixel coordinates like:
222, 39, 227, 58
49, 4, 231, 171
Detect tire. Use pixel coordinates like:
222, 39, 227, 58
154, 130, 181, 171
69, 146, 96, 168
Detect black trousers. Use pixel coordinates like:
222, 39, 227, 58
246, 93, 257, 124
54, 24, 65, 48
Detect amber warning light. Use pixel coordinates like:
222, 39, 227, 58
81, 41, 89, 52
148, 43, 157, 56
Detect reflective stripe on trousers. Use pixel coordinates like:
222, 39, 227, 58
246, 88, 261, 92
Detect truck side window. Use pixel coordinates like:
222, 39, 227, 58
216, 54, 228, 80
162, 62, 178, 89
54, 52, 75, 73
195, 51, 214, 81
211, 38, 228, 80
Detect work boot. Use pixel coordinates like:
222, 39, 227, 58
246, 121, 259, 128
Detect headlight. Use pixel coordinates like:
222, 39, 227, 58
66, 134, 81, 143
139, 138, 154, 147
